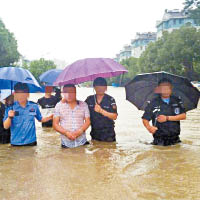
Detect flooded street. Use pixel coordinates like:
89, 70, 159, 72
0, 87, 200, 200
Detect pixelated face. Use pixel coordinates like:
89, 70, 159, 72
94, 86, 107, 95
62, 87, 76, 102
45, 86, 53, 94
154, 82, 172, 98
14, 90, 29, 102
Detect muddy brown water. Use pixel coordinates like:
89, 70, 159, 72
0, 87, 200, 200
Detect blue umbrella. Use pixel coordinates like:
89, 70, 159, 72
39, 69, 62, 86
0, 67, 43, 93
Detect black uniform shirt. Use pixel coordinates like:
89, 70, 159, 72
0, 102, 10, 143
0, 102, 6, 133
142, 95, 186, 136
37, 95, 60, 109
37, 95, 60, 127
85, 94, 117, 130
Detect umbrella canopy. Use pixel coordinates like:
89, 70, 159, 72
0, 89, 13, 101
0, 67, 42, 92
54, 58, 128, 86
39, 69, 62, 86
125, 71, 200, 112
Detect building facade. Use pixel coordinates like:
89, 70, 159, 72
156, 9, 198, 38
116, 45, 132, 62
131, 32, 156, 58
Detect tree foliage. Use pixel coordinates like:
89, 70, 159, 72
138, 26, 200, 80
184, 0, 200, 25
0, 19, 20, 67
22, 58, 57, 80
106, 57, 139, 85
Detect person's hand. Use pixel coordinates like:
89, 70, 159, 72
94, 104, 102, 113
157, 115, 167, 123
147, 126, 158, 134
61, 98, 66, 103
8, 110, 15, 118
47, 114, 53, 120
72, 129, 82, 138
65, 131, 76, 140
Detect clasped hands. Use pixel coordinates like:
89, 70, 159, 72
64, 128, 84, 140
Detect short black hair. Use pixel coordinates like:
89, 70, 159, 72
93, 77, 107, 87
158, 78, 172, 86
63, 84, 76, 88
14, 82, 29, 92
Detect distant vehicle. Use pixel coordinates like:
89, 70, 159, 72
112, 83, 120, 87
191, 81, 200, 88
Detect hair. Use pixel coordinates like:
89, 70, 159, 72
93, 77, 107, 87
63, 84, 76, 88
14, 82, 29, 92
158, 78, 172, 86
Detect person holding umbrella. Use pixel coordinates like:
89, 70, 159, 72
3, 82, 53, 146
142, 78, 186, 146
85, 77, 118, 142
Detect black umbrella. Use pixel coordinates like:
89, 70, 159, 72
125, 71, 200, 111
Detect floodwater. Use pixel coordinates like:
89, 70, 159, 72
0, 87, 200, 200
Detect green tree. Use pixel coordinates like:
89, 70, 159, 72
184, 0, 200, 25
139, 26, 200, 80
0, 19, 20, 67
107, 57, 139, 85
23, 58, 57, 80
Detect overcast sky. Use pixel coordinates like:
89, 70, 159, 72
0, 0, 184, 66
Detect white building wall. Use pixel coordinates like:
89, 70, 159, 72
132, 46, 146, 58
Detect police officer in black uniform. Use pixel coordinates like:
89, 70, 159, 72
37, 86, 60, 127
142, 78, 186, 146
0, 101, 10, 144
85, 77, 118, 142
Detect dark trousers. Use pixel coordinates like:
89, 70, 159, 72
11, 141, 37, 147
153, 131, 181, 146
90, 127, 116, 142
0, 131, 10, 144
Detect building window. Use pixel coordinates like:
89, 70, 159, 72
164, 21, 168, 29
173, 19, 176, 25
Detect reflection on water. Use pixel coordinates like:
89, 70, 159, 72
0, 87, 200, 200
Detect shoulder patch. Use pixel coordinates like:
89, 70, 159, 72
112, 105, 117, 110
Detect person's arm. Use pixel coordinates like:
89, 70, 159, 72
157, 113, 186, 123
72, 117, 90, 138
35, 104, 53, 123
142, 100, 158, 134
53, 116, 75, 140
94, 103, 118, 120
3, 109, 15, 129
41, 115, 53, 123
99, 107, 117, 120
142, 119, 158, 134
157, 97, 187, 123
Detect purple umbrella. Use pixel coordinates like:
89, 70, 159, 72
54, 58, 128, 86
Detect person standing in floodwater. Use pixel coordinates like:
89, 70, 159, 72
37, 86, 60, 127
85, 77, 118, 142
53, 84, 90, 148
142, 78, 186, 146
3, 82, 53, 146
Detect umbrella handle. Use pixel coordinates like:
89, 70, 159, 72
93, 88, 97, 104
154, 106, 160, 126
